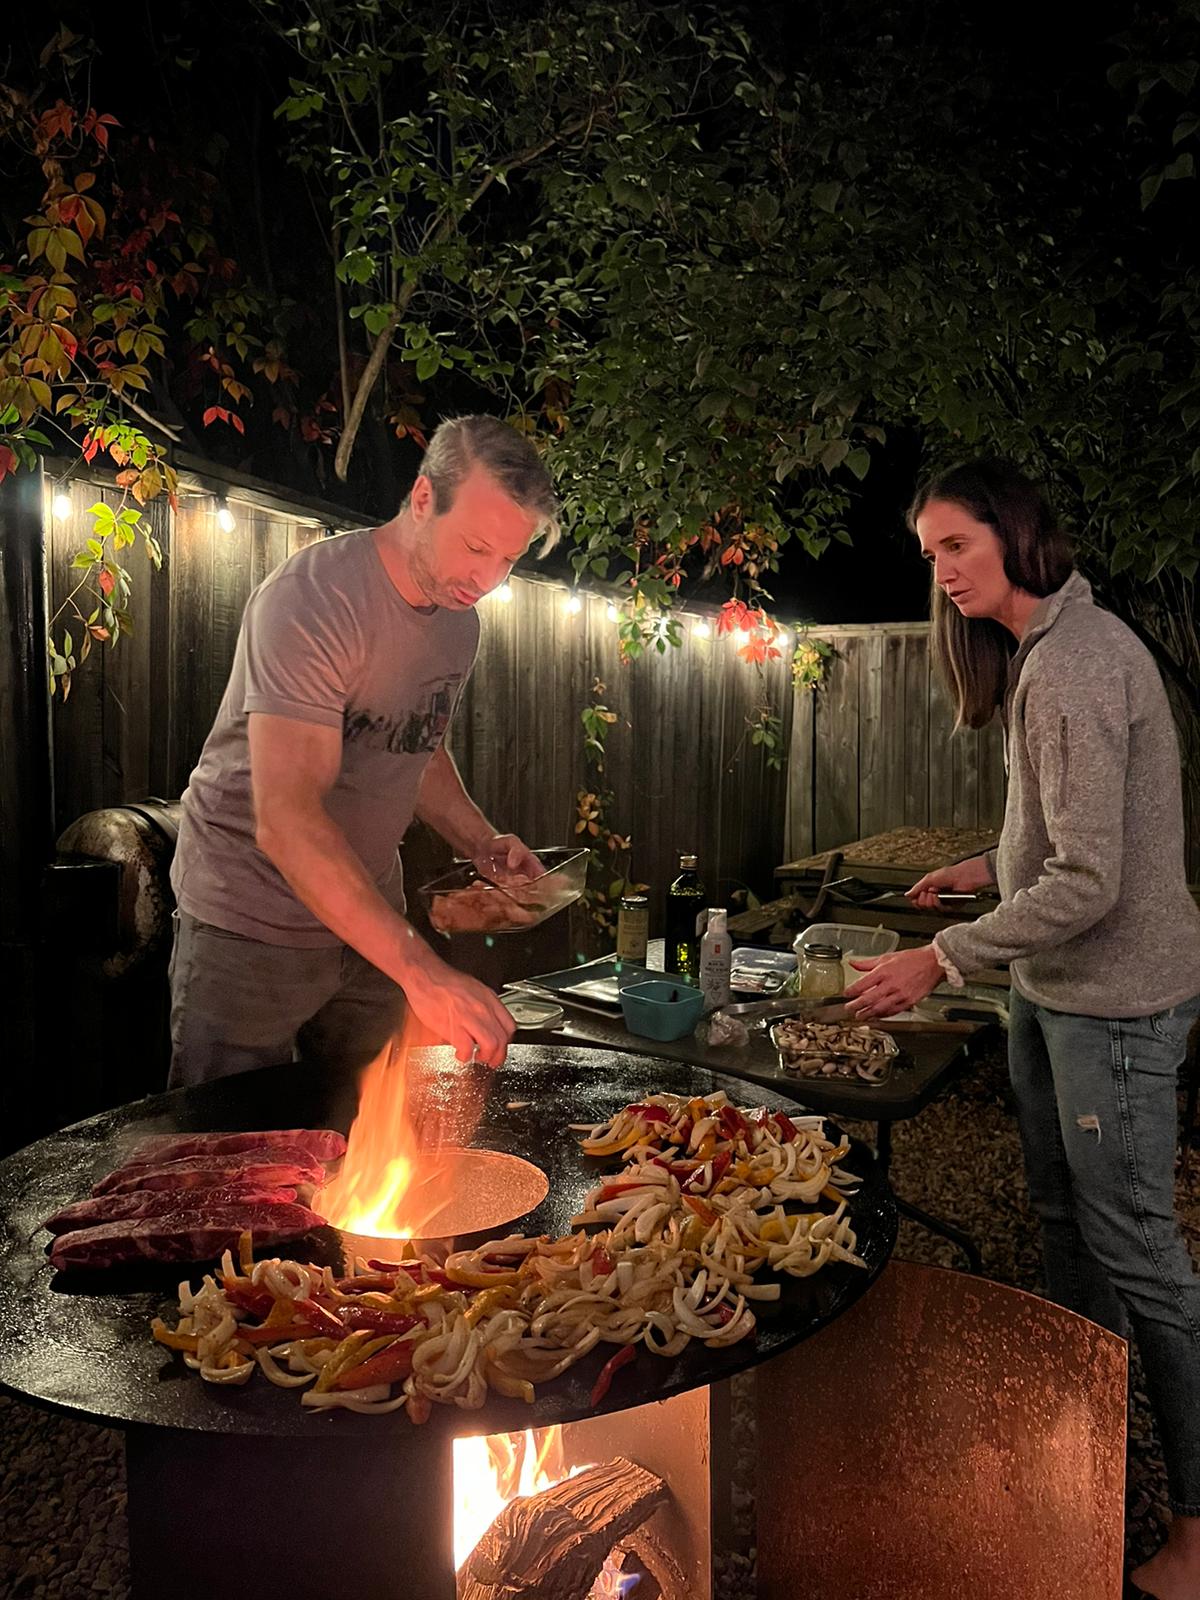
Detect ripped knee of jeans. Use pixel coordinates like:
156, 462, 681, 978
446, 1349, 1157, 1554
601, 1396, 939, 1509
1076, 1114, 1102, 1142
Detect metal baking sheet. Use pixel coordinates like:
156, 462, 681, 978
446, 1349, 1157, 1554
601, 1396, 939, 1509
505, 958, 657, 1015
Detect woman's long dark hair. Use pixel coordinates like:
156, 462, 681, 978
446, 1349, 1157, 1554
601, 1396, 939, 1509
909, 459, 1074, 729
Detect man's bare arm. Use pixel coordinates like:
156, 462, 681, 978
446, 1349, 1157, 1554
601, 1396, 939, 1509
248, 713, 514, 1065
415, 745, 540, 879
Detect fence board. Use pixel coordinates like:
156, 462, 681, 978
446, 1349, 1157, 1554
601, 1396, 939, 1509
785, 680, 815, 861
903, 632, 930, 827
815, 636, 860, 850
926, 648, 957, 828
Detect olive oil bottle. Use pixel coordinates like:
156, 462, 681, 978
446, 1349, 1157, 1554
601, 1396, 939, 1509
665, 853, 706, 983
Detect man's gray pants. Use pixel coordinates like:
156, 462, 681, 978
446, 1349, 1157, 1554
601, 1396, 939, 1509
167, 910, 406, 1088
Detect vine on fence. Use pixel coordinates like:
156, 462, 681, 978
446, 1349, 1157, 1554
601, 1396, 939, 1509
575, 677, 645, 938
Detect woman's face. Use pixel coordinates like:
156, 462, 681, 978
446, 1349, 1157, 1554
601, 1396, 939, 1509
916, 498, 1015, 622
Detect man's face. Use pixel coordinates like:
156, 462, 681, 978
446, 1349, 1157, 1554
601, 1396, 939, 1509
407, 462, 540, 610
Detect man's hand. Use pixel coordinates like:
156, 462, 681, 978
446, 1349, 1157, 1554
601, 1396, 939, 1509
844, 944, 943, 1021
397, 938, 516, 1068
906, 853, 995, 910
472, 832, 541, 885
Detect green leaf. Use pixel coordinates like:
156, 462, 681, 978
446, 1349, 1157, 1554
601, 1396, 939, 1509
811, 181, 842, 214
846, 447, 871, 480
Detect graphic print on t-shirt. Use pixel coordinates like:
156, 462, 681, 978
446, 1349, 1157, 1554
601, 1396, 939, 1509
342, 673, 464, 755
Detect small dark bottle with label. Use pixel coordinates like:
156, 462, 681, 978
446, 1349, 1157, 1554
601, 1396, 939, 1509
664, 853, 706, 983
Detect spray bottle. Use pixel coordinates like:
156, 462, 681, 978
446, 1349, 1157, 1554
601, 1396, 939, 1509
699, 907, 732, 1013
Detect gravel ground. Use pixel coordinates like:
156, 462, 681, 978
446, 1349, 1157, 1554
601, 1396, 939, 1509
3, 1036, 1195, 1598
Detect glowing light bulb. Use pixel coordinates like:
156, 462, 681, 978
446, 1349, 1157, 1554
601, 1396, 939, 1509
692, 618, 711, 639
563, 594, 582, 615
216, 502, 236, 533
495, 583, 513, 603
52, 492, 72, 522
776, 628, 790, 648
733, 628, 750, 647
606, 603, 619, 623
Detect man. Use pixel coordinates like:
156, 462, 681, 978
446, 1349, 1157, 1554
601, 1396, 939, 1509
167, 414, 558, 1086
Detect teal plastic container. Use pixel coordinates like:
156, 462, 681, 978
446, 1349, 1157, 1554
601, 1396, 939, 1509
619, 979, 706, 1042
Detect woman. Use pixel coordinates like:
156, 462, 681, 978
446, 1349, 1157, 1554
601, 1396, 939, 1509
845, 459, 1200, 1600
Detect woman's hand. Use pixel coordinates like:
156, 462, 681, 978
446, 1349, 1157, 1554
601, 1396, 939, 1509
906, 853, 994, 910
844, 945, 944, 1020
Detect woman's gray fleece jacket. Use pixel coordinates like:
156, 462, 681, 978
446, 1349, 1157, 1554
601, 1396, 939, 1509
935, 570, 1200, 1018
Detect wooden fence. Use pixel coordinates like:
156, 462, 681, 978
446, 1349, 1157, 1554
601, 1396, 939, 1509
45, 464, 1022, 920
784, 625, 1008, 863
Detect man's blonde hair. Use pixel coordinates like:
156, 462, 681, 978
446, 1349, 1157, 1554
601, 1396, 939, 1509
415, 415, 560, 552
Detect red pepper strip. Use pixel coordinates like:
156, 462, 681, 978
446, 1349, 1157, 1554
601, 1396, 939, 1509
591, 1246, 614, 1278
722, 1104, 751, 1139
332, 1340, 415, 1392
373, 1260, 456, 1289
221, 1282, 274, 1318
589, 1343, 636, 1408
335, 1273, 398, 1294
596, 1181, 654, 1204
716, 1304, 736, 1325
624, 1103, 671, 1122
774, 1112, 799, 1143
235, 1320, 323, 1346
682, 1151, 731, 1195
343, 1307, 420, 1335
683, 1195, 718, 1224
755, 1108, 771, 1128
295, 1297, 347, 1338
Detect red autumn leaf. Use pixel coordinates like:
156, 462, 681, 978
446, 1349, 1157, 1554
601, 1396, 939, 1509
0, 444, 16, 481
98, 568, 115, 597
230, 412, 245, 434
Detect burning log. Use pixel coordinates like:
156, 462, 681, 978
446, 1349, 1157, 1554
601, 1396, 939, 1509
458, 1457, 671, 1600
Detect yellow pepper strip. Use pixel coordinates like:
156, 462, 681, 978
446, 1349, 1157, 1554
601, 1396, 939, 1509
465, 1286, 517, 1327
484, 1352, 534, 1404
821, 1184, 848, 1203
758, 1220, 788, 1244
581, 1132, 643, 1158
413, 1283, 450, 1303
687, 1097, 710, 1122
446, 1266, 521, 1290
313, 1330, 372, 1393
238, 1230, 255, 1277
151, 1317, 198, 1353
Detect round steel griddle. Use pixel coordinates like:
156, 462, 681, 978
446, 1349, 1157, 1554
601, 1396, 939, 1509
0, 1043, 896, 1440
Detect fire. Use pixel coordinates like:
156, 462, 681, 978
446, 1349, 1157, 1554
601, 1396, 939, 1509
319, 1030, 454, 1240
452, 1426, 583, 1571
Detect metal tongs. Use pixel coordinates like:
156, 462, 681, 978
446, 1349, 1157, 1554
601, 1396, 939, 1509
715, 993, 852, 1028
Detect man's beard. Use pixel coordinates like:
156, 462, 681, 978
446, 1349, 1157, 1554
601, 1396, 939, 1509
407, 543, 457, 608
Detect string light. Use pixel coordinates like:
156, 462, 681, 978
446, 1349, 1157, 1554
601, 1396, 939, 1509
52, 492, 72, 522
216, 499, 236, 533
776, 628, 790, 648
733, 628, 750, 647
563, 593, 582, 615
606, 603, 619, 623
495, 583, 513, 602
692, 618, 712, 639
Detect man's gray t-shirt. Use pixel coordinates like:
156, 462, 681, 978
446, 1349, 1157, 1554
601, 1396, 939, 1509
171, 529, 479, 946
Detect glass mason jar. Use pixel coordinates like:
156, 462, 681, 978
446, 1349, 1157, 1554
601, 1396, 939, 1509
796, 941, 845, 999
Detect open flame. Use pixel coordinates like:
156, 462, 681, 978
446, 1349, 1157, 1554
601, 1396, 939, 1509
319, 1029, 454, 1240
452, 1426, 586, 1571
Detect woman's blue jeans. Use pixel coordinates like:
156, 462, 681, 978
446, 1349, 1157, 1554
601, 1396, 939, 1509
1009, 989, 1200, 1513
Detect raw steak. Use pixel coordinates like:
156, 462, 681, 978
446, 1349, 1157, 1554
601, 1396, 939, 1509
125, 1129, 347, 1165
92, 1146, 324, 1197
50, 1202, 325, 1271
43, 1185, 300, 1235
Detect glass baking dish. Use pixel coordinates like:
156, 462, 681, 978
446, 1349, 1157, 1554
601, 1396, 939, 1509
419, 846, 590, 936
